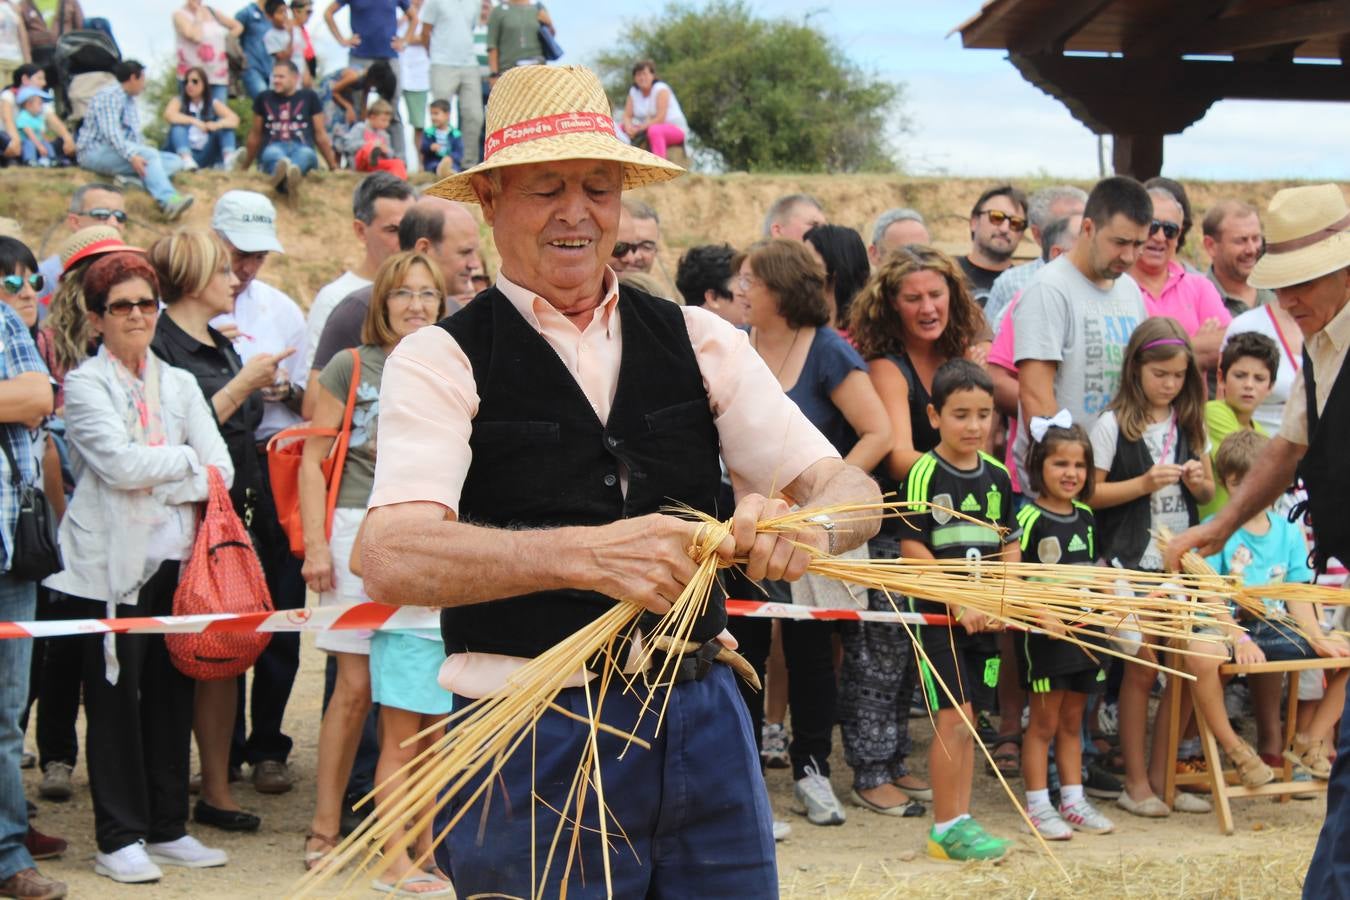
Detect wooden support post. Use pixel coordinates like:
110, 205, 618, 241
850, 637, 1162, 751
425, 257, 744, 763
1112, 133, 1164, 180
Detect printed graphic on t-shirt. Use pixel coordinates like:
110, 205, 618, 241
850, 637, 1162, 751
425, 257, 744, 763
260, 93, 315, 144
1083, 312, 1142, 417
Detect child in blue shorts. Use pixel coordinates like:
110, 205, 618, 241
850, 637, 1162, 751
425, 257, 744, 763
1205, 429, 1350, 781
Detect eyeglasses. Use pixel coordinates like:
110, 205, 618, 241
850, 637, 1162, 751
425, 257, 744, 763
389, 288, 443, 304
101, 298, 159, 317
735, 274, 761, 291
83, 208, 128, 224
1, 274, 43, 294
612, 240, 657, 257
977, 209, 1028, 231
1149, 220, 1182, 240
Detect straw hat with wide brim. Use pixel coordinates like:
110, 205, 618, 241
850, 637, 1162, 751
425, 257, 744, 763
60, 225, 143, 274
1249, 184, 1350, 290
427, 65, 685, 204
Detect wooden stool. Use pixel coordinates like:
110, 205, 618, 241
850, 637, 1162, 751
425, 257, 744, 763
1162, 656, 1350, 833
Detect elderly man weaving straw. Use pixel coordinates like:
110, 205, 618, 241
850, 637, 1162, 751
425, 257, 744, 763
360, 64, 880, 896
1166, 184, 1350, 897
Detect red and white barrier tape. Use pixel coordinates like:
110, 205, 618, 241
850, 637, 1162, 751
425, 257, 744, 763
0, 600, 953, 640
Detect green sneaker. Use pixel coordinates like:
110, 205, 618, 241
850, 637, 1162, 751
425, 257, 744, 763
927, 817, 1010, 862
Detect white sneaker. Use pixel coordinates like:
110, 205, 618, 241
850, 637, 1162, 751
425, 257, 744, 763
94, 841, 164, 883
1026, 804, 1073, 840
146, 834, 228, 868
793, 765, 845, 826
772, 820, 791, 841
223, 148, 246, 171
178, 153, 199, 171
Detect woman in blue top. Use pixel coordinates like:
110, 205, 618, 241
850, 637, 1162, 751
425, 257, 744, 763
727, 238, 890, 828
843, 245, 987, 815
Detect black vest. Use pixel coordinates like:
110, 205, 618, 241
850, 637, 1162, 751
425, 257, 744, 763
1097, 424, 1197, 570
438, 286, 724, 658
1295, 348, 1350, 573
878, 350, 939, 539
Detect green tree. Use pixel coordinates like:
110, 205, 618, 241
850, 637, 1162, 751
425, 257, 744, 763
596, 1, 903, 173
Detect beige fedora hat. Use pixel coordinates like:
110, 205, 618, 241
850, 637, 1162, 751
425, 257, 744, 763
1248, 184, 1350, 290
427, 65, 685, 204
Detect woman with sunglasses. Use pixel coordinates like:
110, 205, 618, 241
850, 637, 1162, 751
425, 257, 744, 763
163, 65, 240, 171
299, 252, 450, 889
146, 230, 294, 838
172, 0, 241, 103
44, 252, 234, 884
1130, 185, 1231, 371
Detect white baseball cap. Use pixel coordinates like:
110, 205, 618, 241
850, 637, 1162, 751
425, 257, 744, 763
211, 190, 285, 254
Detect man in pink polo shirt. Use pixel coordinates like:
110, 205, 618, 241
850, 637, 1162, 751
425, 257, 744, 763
360, 64, 881, 897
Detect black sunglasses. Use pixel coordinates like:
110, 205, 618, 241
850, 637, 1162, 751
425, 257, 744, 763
84, 208, 128, 224
101, 298, 159, 317
1149, 220, 1181, 240
978, 209, 1028, 231
612, 240, 657, 257
2, 274, 43, 294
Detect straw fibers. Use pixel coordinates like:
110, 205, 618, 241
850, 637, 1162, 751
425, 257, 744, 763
290, 502, 1257, 898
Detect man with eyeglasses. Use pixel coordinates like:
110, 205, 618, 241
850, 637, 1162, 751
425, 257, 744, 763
985, 186, 1088, 333
34, 182, 126, 306
611, 199, 660, 275
959, 184, 1028, 310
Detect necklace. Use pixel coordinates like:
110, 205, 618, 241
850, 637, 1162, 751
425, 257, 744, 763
754, 327, 804, 384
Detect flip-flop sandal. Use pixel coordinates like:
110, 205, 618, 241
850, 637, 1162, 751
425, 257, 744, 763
303, 831, 338, 872
371, 872, 454, 896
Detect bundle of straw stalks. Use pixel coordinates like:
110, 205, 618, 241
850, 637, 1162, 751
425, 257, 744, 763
292, 501, 1246, 898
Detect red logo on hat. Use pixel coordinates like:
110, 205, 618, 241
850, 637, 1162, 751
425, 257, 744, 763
483, 112, 616, 160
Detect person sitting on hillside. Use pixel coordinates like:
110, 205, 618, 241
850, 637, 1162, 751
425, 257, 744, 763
163, 65, 241, 171
1, 66, 76, 166
76, 60, 194, 222
618, 59, 687, 160
345, 98, 405, 179
418, 98, 460, 178
240, 58, 338, 201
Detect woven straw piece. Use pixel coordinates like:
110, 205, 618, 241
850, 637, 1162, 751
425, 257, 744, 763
427, 65, 685, 204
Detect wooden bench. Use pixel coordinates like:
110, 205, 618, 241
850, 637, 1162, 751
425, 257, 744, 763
1162, 655, 1350, 833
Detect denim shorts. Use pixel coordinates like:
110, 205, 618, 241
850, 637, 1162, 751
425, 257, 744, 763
1246, 619, 1314, 662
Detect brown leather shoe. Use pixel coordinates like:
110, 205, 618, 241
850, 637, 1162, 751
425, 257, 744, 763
22, 828, 66, 861
252, 760, 293, 795
0, 867, 67, 899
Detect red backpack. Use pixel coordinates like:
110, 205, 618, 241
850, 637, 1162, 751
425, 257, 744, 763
167, 466, 274, 680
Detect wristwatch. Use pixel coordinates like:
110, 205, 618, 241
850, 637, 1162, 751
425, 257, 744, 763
807, 513, 837, 556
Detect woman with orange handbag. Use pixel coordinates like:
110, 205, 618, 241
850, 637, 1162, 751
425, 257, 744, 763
299, 250, 448, 887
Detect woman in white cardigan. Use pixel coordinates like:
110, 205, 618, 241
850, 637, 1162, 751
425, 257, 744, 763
42, 252, 234, 887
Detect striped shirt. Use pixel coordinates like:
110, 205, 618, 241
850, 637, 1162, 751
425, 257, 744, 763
0, 304, 51, 572
905, 450, 1018, 561
76, 82, 139, 162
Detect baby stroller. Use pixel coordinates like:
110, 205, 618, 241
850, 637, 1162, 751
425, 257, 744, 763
52, 29, 121, 125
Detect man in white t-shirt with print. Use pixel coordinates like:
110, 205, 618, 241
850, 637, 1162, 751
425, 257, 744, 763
302, 172, 415, 417
1013, 176, 1152, 490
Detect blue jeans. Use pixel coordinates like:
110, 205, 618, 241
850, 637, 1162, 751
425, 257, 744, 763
167, 124, 237, 169
1306, 684, 1350, 896
242, 68, 268, 100
258, 141, 317, 175
20, 138, 53, 165
0, 574, 37, 880
434, 664, 776, 898
78, 143, 182, 205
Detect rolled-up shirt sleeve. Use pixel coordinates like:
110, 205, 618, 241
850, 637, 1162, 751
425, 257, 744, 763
1279, 368, 1309, 446
682, 307, 839, 498
368, 327, 479, 515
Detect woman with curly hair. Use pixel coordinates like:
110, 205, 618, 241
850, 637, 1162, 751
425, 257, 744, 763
839, 245, 988, 817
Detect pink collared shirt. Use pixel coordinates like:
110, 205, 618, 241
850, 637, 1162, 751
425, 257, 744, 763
1138, 261, 1232, 336
369, 268, 839, 696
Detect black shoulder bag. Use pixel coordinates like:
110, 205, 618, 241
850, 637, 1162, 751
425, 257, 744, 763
0, 435, 64, 581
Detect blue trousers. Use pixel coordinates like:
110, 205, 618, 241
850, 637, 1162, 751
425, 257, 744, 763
167, 124, 237, 169
258, 141, 317, 175
434, 663, 777, 898
0, 575, 36, 880
1304, 684, 1350, 896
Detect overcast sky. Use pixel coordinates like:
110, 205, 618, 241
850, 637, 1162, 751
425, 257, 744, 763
89, 0, 1350, 180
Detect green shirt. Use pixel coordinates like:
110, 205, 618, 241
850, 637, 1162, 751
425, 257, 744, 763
487, 2, 545, 70
317, 344, 388, 510
1200, 398, 1266, 520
